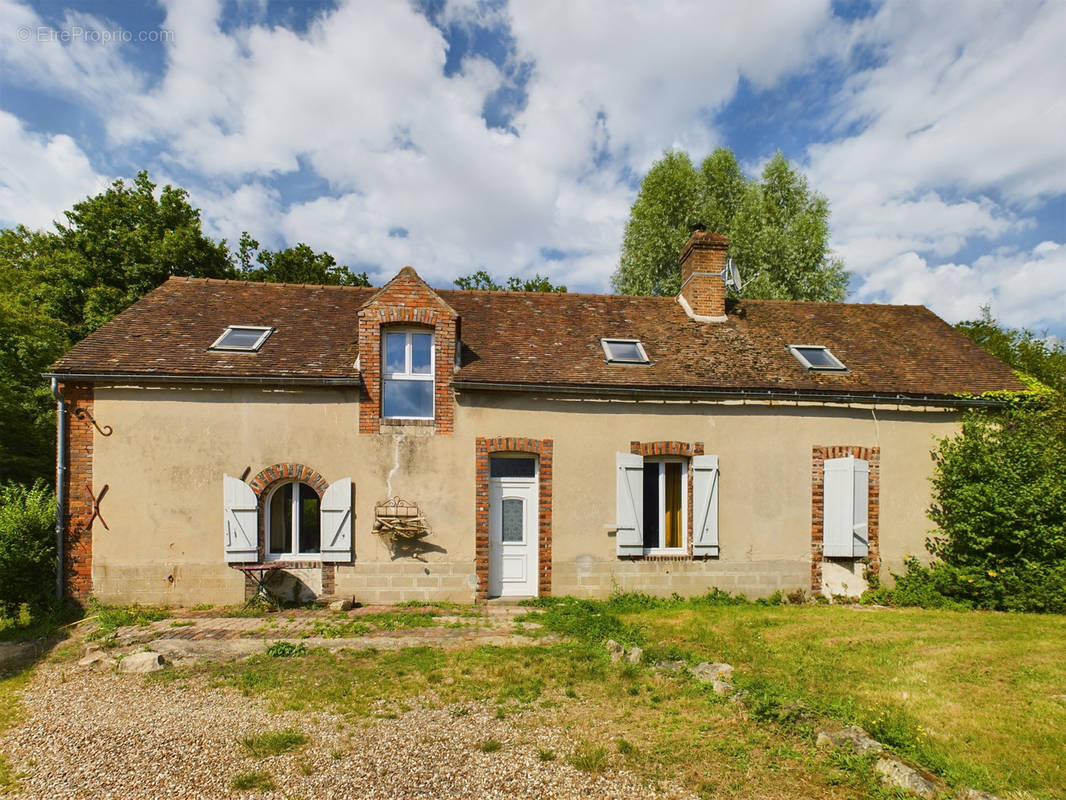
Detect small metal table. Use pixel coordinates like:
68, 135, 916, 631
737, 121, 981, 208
232, 564, 283, 608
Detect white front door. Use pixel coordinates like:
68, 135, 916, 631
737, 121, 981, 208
488, 471, 538, 598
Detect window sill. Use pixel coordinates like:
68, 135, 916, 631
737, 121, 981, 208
264, 556, 322, 565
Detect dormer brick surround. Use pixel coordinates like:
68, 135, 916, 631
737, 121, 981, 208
677, 230, 729, 322
357, 266, 458, 434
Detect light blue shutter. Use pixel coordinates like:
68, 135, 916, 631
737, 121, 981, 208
223, 474, 258, 562
320, 478, 353, 562
823, 457, 869, 558
852, 459, 869, 557
616, 452, 644, 555
692, 455, 720, 556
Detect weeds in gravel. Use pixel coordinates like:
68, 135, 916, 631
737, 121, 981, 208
567, 740, 607, 773
85, 601, 168, 641
230, 770, 275, 791
265, 641, 308, 658
537, 748, 556, 762
478, 739, 502, 753
240, 728, 308, 758
309, 618, 371, 638
360, 610, 440, 630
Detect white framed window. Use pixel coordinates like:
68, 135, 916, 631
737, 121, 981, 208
788, 344, 847, 372
616, 453, 719, 558
642, 458, 687, 552
266, 481, 321, 559
382, 329, 434, 419
210, 325, 273, 352
601, 338, 650, 364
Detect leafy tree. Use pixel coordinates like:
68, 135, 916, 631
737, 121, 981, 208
454, 270, 566, 292
54, 171, 235, 335
0, 295, 67, 484
613, 148, 848, 301
0, 480, 56, 614
955, 308, 1065, 394
921, 396, 1066, 612
240, 236, 370, 286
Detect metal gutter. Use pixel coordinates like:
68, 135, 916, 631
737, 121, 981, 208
49, 378, 66, 602
452, 380, 1011, 409
43, 372, 361, 387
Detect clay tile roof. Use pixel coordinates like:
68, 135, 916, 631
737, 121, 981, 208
49, 275, 1022, 398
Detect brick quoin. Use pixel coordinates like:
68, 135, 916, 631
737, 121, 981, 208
475, 437, 553, 602
59, 383, 96, 602
810, 446, 880, 592
625, 441, 707, 560
357, 267, 457, 435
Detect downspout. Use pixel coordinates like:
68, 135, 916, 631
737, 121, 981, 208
50, 378, 66, 602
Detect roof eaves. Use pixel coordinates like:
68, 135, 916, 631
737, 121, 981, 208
451, 379, 1013, 409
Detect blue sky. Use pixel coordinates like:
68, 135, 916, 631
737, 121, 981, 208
1, 0, 1063, 336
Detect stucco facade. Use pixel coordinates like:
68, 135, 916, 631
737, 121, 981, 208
83, 383, 958, 605
50, 234, 1019, 606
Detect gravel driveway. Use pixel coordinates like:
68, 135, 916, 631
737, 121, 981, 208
4, 662, 697, 799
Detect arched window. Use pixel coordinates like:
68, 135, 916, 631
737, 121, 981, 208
266, 481, 321, 558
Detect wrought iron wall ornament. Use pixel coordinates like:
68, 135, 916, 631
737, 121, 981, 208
73, 406, 113, 436
86, 483, 110, 531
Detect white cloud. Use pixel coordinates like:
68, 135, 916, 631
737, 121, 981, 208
809, 2, 1064, 255
0, 111, 106, 230
0, 0, 1061, 335
0, 0, 144, 104
860, 241, 1066, 334
94, 0, 836, 286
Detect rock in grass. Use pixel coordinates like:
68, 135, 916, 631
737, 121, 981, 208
118, 652, 165, 674
711, 680, 734, 696
624, 646, 643, 664
962, 791, 1003, 800
875, 757, 937, 798
816, 726, 883, 756
605, 640, 624, 663
654, 660, 686, 673
328, 598, 354, 612
691, 662, 734, 682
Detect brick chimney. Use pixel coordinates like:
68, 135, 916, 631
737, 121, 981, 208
677, 229, 729, 322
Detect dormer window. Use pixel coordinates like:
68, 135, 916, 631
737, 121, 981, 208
601, 338, 650, 364
210, 326, 273, 352
789, 345, 847, 372
382, 329, 434, 419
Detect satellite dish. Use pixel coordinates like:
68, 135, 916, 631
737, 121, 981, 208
728, 259, 743, 292
720, 258, 743, 292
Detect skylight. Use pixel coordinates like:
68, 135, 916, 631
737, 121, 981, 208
210, 326, 273, 352
789, 345, 847, 372
601, 338, 650, 364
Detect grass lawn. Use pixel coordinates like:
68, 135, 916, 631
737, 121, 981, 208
619, 600, 1066, 798
5, 597, 1063, 799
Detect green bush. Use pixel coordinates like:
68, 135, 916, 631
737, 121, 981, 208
0, 481, 56, 615
921, 397, 1066, 613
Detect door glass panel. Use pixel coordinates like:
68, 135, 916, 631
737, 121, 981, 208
490, 457, 536, 478
501, 498, 524, 543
